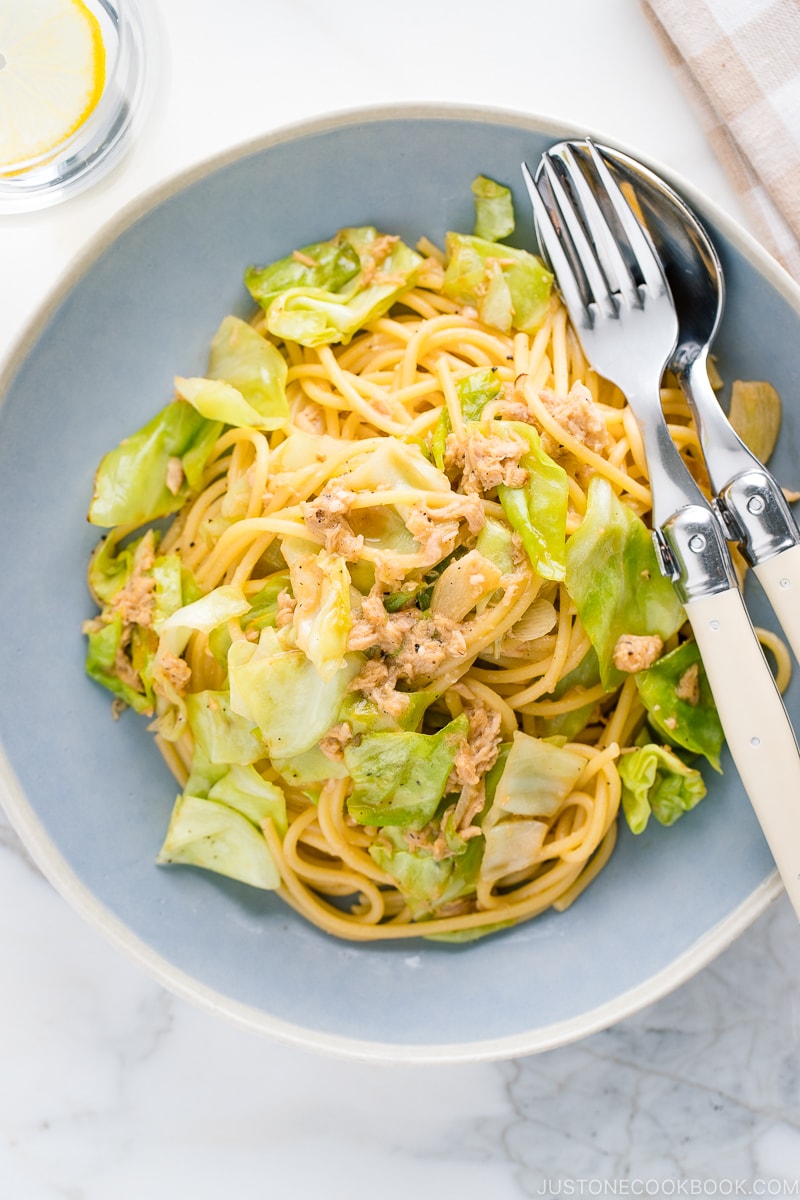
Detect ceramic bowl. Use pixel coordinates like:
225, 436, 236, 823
1, 105, 797, 1062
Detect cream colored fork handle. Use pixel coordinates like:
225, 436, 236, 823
687, 586, 800, 919
754, 544, 800, 666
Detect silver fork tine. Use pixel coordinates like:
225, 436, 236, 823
538, 156, 617, 321
584, 140, 669, 299
550, 143, 640, 311
521, 160, 590, 328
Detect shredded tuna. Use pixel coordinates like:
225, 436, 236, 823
347, 587, 468, 714
348, 587, 467, 678
487, 399, 534, 423
113, 645, 143, 691
404, 492, 484, 567
675, 662, 701, 706
319, 722, 354, 762
302, 482, 365, 560
165, 456, 185, 496
111, 572, 156, 626
110, 532, 157, 627
393, 614, 467, 678
158, 651, 192, 697
358, 234, 400, 286
450, 705, 502, 789
533, 381, 610, 458
347, 659, 414, 718
612, 633, 664, 673
446, 426, 530, 494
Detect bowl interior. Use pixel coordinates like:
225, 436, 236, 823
0, 109, 791, 1059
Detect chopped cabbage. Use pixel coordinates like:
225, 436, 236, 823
345, 714, 469, 829
88, 400, 222, 528
565, 476, 685, 688
289, 551, 352, 681
493, 730, 585, 818
228, 628, 362, 758
174, 315, 289, 432
471, 175, 515, 242
619, 742, 707, 834
184, 690, 264, 766
157, 793, 281, 890
497, 421, 569, 581
207, 764, 287, 834
370, 825, 483, 919
442, 233, 552, 334
636, 641, 724, 771
246, 227, 422, 348
480, 818, 548, 885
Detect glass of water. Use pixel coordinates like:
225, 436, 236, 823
0, 0, 155, 214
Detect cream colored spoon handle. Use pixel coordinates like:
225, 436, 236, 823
754, 544, 800, 667
687, 585, 800, 920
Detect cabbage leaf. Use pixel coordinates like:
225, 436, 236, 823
475, 514, 516, 576
618, 742, 707, 834
84, 531, 188, 712
289, 551, 352, 681
156, 793, 281, 890
338, 689, 435, 735
153, 585, 251, 738
636, 641, 724, 771
480, 818, 548, 885
493, 730, 585, 818
84, 611, 155, 714
370, 824, 483, 919
442, 232, 552, 334
207, 764, 287, 835
245, 227, 422, 348
345, 713, 469, 829
497, 421, 569, 581
185, 690, 264, 766
175, 315, 289, 432
88, 400, 222, 528
471, 175, 515, 242
565, 476, 685, 689
228, 627, 362, 758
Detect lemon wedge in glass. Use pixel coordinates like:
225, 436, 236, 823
0, 0, 106, 171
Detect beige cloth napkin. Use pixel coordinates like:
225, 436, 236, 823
640, 0, 800, 280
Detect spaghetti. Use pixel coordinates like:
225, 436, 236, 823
83, 206, 787, 942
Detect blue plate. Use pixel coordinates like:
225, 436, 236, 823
0, 105, 796, 1061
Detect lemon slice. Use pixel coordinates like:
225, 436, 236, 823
0, 0, 106, 170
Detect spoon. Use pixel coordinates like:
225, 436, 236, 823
589, 142, 800, 665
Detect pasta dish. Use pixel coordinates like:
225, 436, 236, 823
82, 176, 760, 942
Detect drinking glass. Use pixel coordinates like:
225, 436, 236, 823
0, 0, 155, 213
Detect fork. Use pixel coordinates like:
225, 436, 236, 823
524, 141, 800, 917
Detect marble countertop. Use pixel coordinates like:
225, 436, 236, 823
2, 0, 800, 1193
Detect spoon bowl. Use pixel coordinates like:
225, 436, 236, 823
595, 143, 726, 377
579, 140, 800, 679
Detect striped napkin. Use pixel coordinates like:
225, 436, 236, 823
640, 0, 800, 280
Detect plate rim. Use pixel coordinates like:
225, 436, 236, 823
0, 100, 795, 1063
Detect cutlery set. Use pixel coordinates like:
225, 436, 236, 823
526, 139, 800, 917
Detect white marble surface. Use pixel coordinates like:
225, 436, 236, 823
2, 0, 800, 1193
